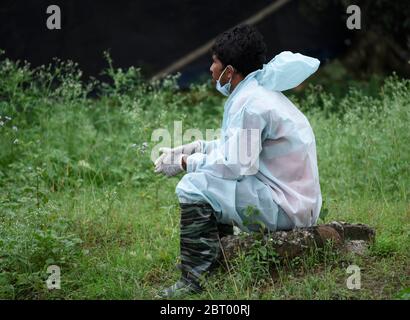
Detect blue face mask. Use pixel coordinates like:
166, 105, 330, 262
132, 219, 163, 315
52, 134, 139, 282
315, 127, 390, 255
216, 66, 232, 96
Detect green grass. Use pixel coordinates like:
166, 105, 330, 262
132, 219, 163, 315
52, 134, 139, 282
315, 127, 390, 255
0, 51, 409, 299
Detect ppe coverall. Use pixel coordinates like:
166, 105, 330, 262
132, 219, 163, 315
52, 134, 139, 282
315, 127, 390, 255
176, 51, 322, 232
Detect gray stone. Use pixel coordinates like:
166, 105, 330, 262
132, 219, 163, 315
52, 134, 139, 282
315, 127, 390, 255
218, 222, 376, 263
344, 240, 370, 256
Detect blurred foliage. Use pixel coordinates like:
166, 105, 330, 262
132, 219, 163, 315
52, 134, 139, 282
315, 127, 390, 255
300, 0, 410, 77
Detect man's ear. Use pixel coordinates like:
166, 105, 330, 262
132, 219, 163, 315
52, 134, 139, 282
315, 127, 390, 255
227, 65, 235, 79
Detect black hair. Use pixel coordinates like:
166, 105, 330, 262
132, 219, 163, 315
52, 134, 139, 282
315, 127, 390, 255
211, 24, 267, 76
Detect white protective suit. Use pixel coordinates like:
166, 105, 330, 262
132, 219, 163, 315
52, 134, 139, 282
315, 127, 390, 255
176, 51, 322, 232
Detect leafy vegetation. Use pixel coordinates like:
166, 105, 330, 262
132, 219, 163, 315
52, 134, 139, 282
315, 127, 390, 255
0, 51, 408, 299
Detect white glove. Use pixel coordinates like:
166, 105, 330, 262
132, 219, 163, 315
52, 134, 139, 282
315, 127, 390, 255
165, 141, 202, 157
154, 150, 186, 177
154, 140, 202, 171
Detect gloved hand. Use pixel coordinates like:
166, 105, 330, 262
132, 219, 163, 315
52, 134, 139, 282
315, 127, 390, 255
154, 140, 202, 171
154, 149, 187, 177
168, 140, 202, 156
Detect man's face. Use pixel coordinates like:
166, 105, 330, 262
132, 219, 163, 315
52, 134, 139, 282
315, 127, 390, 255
209, 54, 231, 86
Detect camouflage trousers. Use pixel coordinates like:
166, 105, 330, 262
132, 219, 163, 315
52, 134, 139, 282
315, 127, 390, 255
178, 202, 233, 288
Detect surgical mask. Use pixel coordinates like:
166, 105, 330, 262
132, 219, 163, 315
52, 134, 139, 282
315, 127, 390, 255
216, 66, 232, 96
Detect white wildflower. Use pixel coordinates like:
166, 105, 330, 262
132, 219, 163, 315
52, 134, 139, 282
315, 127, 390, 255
139, 142, 149, 154
78, 160, 91, 169
13, 139, 19, 144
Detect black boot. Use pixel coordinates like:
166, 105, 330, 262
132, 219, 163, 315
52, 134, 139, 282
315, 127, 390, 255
217, 223, 234, 238
157, 202, 221, 298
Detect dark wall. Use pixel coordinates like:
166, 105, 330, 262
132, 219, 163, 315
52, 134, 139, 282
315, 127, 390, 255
0, 0, 350, 84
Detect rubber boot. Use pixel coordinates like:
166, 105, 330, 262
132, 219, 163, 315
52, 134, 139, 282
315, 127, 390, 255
157, 202, 221, 299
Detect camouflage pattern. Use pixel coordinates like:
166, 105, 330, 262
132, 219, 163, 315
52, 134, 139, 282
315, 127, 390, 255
157, 202, 234, 298
179, 202, 230, 287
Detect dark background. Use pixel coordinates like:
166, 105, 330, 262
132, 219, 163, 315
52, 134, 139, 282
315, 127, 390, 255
1, 0, 409, 86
